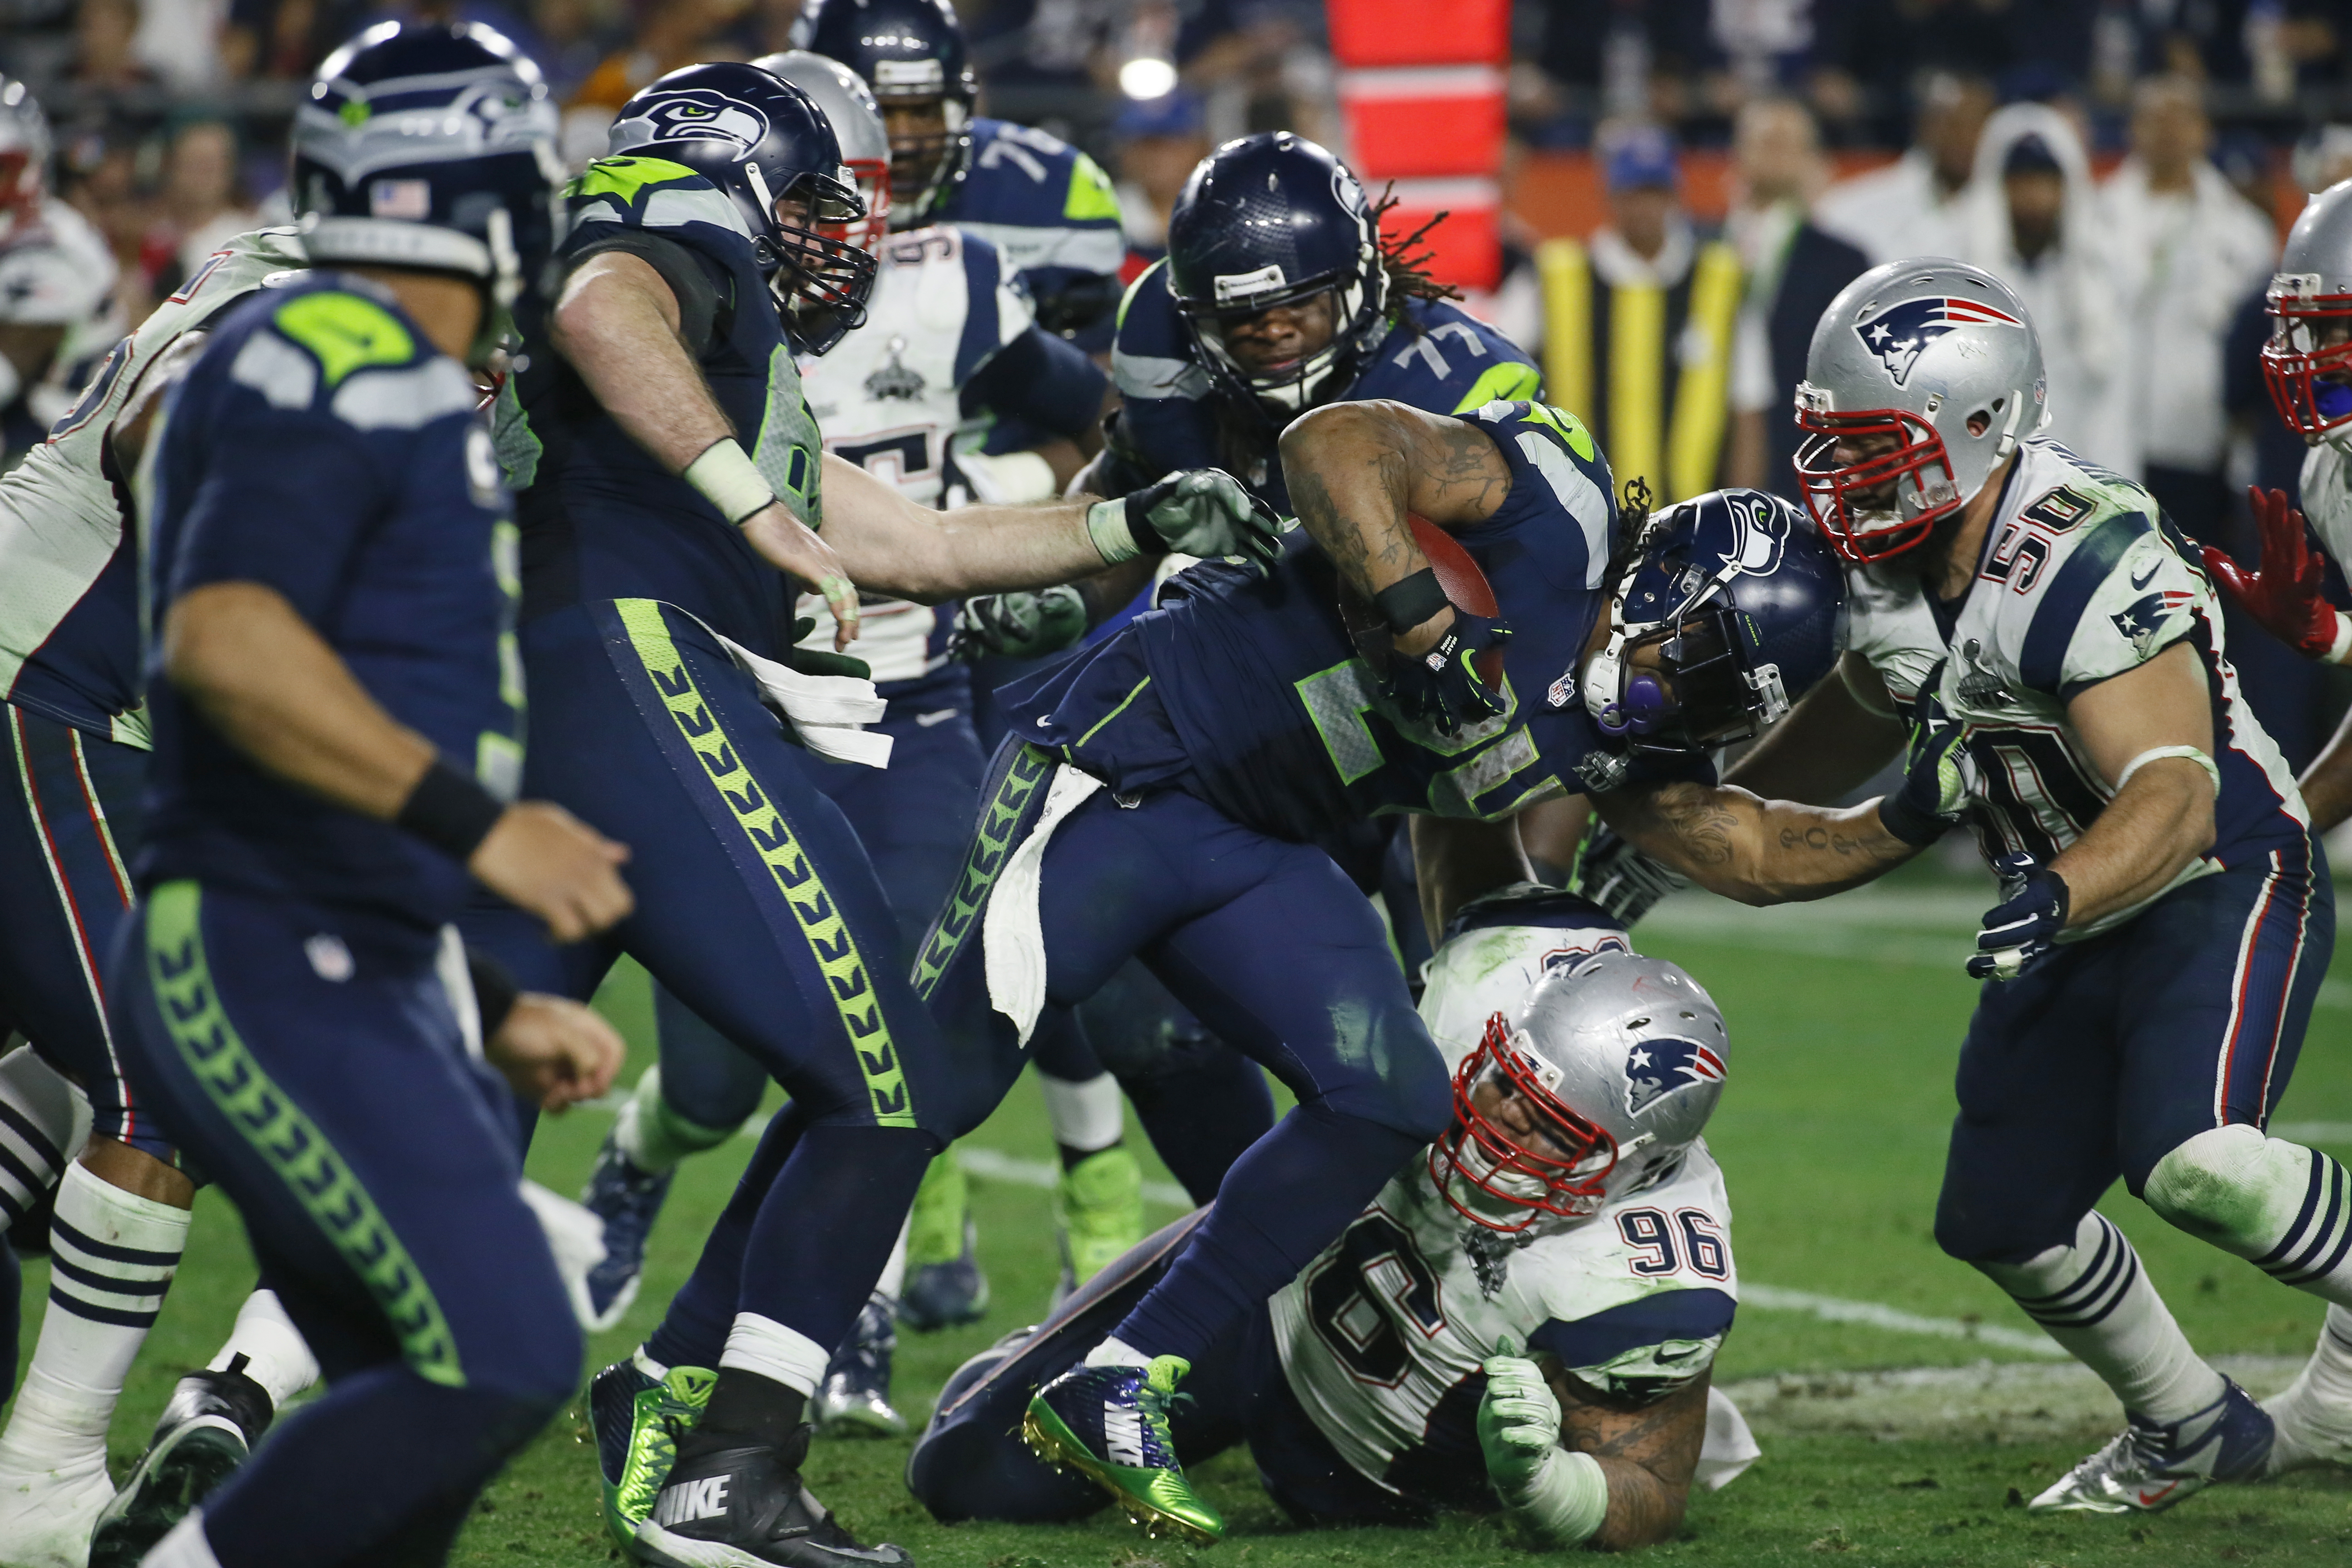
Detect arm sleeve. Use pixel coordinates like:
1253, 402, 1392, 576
1528, 1286, 1736, 1403
565, 229, 727, 355
962, 326, 1108, 441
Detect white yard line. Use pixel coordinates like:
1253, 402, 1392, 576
1738, 1284, 2064, 1357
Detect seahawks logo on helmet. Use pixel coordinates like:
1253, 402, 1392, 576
1624, 1037, 1726, 1116
1853, 295, 2027, 387
609, 89, 770, 157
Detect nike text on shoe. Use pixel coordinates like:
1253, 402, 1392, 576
2029, 1378, 2274, 1514
1022, 1355, 1223, 1544
813, 1294, 906, 1438
633, 1424, 911, 1568
88, 1360, 276, 1567
580, 1133, 676, 1329
590, 1359, 715, 1550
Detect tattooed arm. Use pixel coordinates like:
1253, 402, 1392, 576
1548, 1363, 1712, 1550
1592, 778, 1919, 905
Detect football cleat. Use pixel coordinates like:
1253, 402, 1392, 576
579, 1132, 675, 1329
1022, 1355, 1223, 1544
589, 1358, 715, 1551
1051, 1147, 1144, 1306
900, 1156, 986, 1331
2029, 1378, 2274, 1514
87, 1360, 275, 1568
634, 1423, 911, 1567
813, 1293, 906, 1438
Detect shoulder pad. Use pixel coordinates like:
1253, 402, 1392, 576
566, 156, 750, 244
229, 289, 473, 430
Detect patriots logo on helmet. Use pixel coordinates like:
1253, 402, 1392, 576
1853, 296, 2026, 387
610, 89, 769, 157
2111, 588, 2197, 658
1624, 1037, 1726, 1116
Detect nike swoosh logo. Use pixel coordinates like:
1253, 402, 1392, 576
2134, 1481, 2179, 1507
915, 709, 959, 727
2131, 559, 2161, 589
1652, 1344, 1704, 1364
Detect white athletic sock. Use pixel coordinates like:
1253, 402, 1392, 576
0, 1045, 86, 1229
0, 1162, 188, 1480
1083, 1336, 1151, 1370
613, 1066, 740, 1175
143, 1509, 224, 1568
2144, 1127, 2352, 1309
720, 1313, 830, 1398
206, 1289, 318, 1409
877, 1215, 909, 1303
1038, 1072, 1124, 1156
1975, 1210, 2224, 1423
632, 1346, 670, 1382
2266, 1306, 2352, 1471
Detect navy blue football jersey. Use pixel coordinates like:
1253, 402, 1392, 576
934, 118, 1125, 348
1107, 258, 1540, 512
497, 155, 825, 660
1007, 401, 1704, 855
140, 275, 522, 933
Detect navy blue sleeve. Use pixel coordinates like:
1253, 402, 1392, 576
1528, 1287, 1737, 1367
962, 326, 1107, 441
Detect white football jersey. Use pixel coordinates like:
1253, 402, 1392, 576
0, 197, 116, 331
2296, 436, 2352, 570
0, 227, 307, 746
1846, 438, 2307, 936
1269, 902, 1738, 1497
795, 225, 1034, 686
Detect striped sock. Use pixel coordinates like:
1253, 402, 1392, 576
1975, 1210, 2225, 1423
2246, 1148, 2352, 1303
2144, 1127, 2352, 1308
0, 1161, 188, 1484
0, 1044, 84, 1230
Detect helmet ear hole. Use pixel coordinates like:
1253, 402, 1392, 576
1966, 408, 1993, 437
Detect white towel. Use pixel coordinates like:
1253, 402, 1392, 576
716, 632, 893, 769
982, 761, 1104, 1045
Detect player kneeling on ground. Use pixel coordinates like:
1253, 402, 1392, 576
907, 883, 1756, 1549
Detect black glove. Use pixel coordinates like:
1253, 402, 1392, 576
1379, 607, 1511, 735
949, 587, 1089, 662
1877, 661, 1970, 847
1572, 822, 1688, 927
786, 616, 871, 681
1967, 853, 2070, 980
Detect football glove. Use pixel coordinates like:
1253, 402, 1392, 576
1478, 1352, 1610, 1546
1877, 662, 1971, 846
2202, 487, 2352, 665
950, 586, 1089, 662
787, 617, 871, 680
1381, 608, 1511, 735
1968, 853, 2070, 980
1573, 822, 1688, 927
1086, 470, 1286, 569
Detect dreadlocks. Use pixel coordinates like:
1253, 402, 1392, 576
1370, 186, 1464, 319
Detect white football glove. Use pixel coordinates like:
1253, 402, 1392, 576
1478, 1352, 1609, 1545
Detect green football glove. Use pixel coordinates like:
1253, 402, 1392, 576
787, 617, 870, 680
950, 586, 1089, 662
1478, 1353, 1563, 1496
1085, 470, 1285, 568
1878, 658, 1971, 846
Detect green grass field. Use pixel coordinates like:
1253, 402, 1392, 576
15, 860, 2352, 1566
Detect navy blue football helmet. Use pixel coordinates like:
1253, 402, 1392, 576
1581, 489, 1847, 754
294, 22, 562, 358
608, 62, 877, 355
1166, 132, 1390, 423
794, 0, 975, 225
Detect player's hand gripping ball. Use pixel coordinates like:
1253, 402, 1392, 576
1478, 1352, 1563, 1498
1969, 852, 2071, 981
1377, 516, 1512, 735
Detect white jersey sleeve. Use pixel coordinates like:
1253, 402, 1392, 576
0, 200, 116, 328
2298, 436, 2352, 571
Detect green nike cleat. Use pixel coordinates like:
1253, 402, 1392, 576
1023, 1355, 1224, 1544
588, 1358, 714, 1551
1053, 1146, 1145, 1300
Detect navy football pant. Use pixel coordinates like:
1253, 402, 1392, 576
1936, 843, 2336, 1264
465, 600, 943, 1362
0, 704, 172, 1161
913, 743, 1450, 1366
646, 668, 987, 1135
907, 1207, 1417, 1527
108, 883, 577, 1566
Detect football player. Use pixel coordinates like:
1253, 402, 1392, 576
103, 26, 632, 1566
475, 58, 1276, 1568
571, 47, 1111, 1435
0, 77, 118, 464
907, 876, 1753, 1548
1706, 258, 2336, 1512
795, 0, 1125, 348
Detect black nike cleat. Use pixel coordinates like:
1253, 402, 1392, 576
88, 1359, 276, 1568
633, 1423, 912, 1567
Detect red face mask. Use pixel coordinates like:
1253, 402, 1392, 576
1791, 404, 1963, 564
1426, 1013, 1617, 1234
2263, 291, 2352, 438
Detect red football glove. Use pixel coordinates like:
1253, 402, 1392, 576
2201, 488, 2352, 664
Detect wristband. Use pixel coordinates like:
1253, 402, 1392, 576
1372, 568, 1451, 634
1501, 1448, 1609, 1546
1085, 496, 1141, 564
2330, 609, 2352, 666
683, 437, 777, 527
2115, 745, 2221, 797
396, 757, 506, 861
1877, 790, 1952, 848
464, 947, 521, 1040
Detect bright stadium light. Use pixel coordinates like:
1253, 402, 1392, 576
1120, 56, 1177, 100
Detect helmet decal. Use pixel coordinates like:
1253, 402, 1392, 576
1853, 295, 2026, 387
1723, 490, 1784, 574
610, 89, 771, 157
1623, 1038, 1726, 1117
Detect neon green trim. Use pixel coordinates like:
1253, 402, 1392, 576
912, 744, 1052, 1000
1517, 401, 1598, 462
567, 155, 702, 203
1073, 675, 1152, 750
612, 601, 914, 1126
143, 882, 464, 1386
1452, 361, 1543, 415
272, 293, 415, 389
1116, 259, 1165, 331
1064, 151, 1121, 222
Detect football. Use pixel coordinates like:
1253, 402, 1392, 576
1339, 514, 1505, 687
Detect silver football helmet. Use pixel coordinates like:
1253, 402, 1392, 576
2264, 178, 2352, 439
752, 50, 890, 255
1428, 951, 1728, 1235
1793, 259, 2047, 564
0, 77, 52, 240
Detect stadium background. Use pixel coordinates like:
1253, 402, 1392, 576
10, 0, 2352, 1562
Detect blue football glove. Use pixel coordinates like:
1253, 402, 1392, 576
1877, 662, 1972, 847
1968, 853, 2070, 980
1381, 608, 1511, 735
